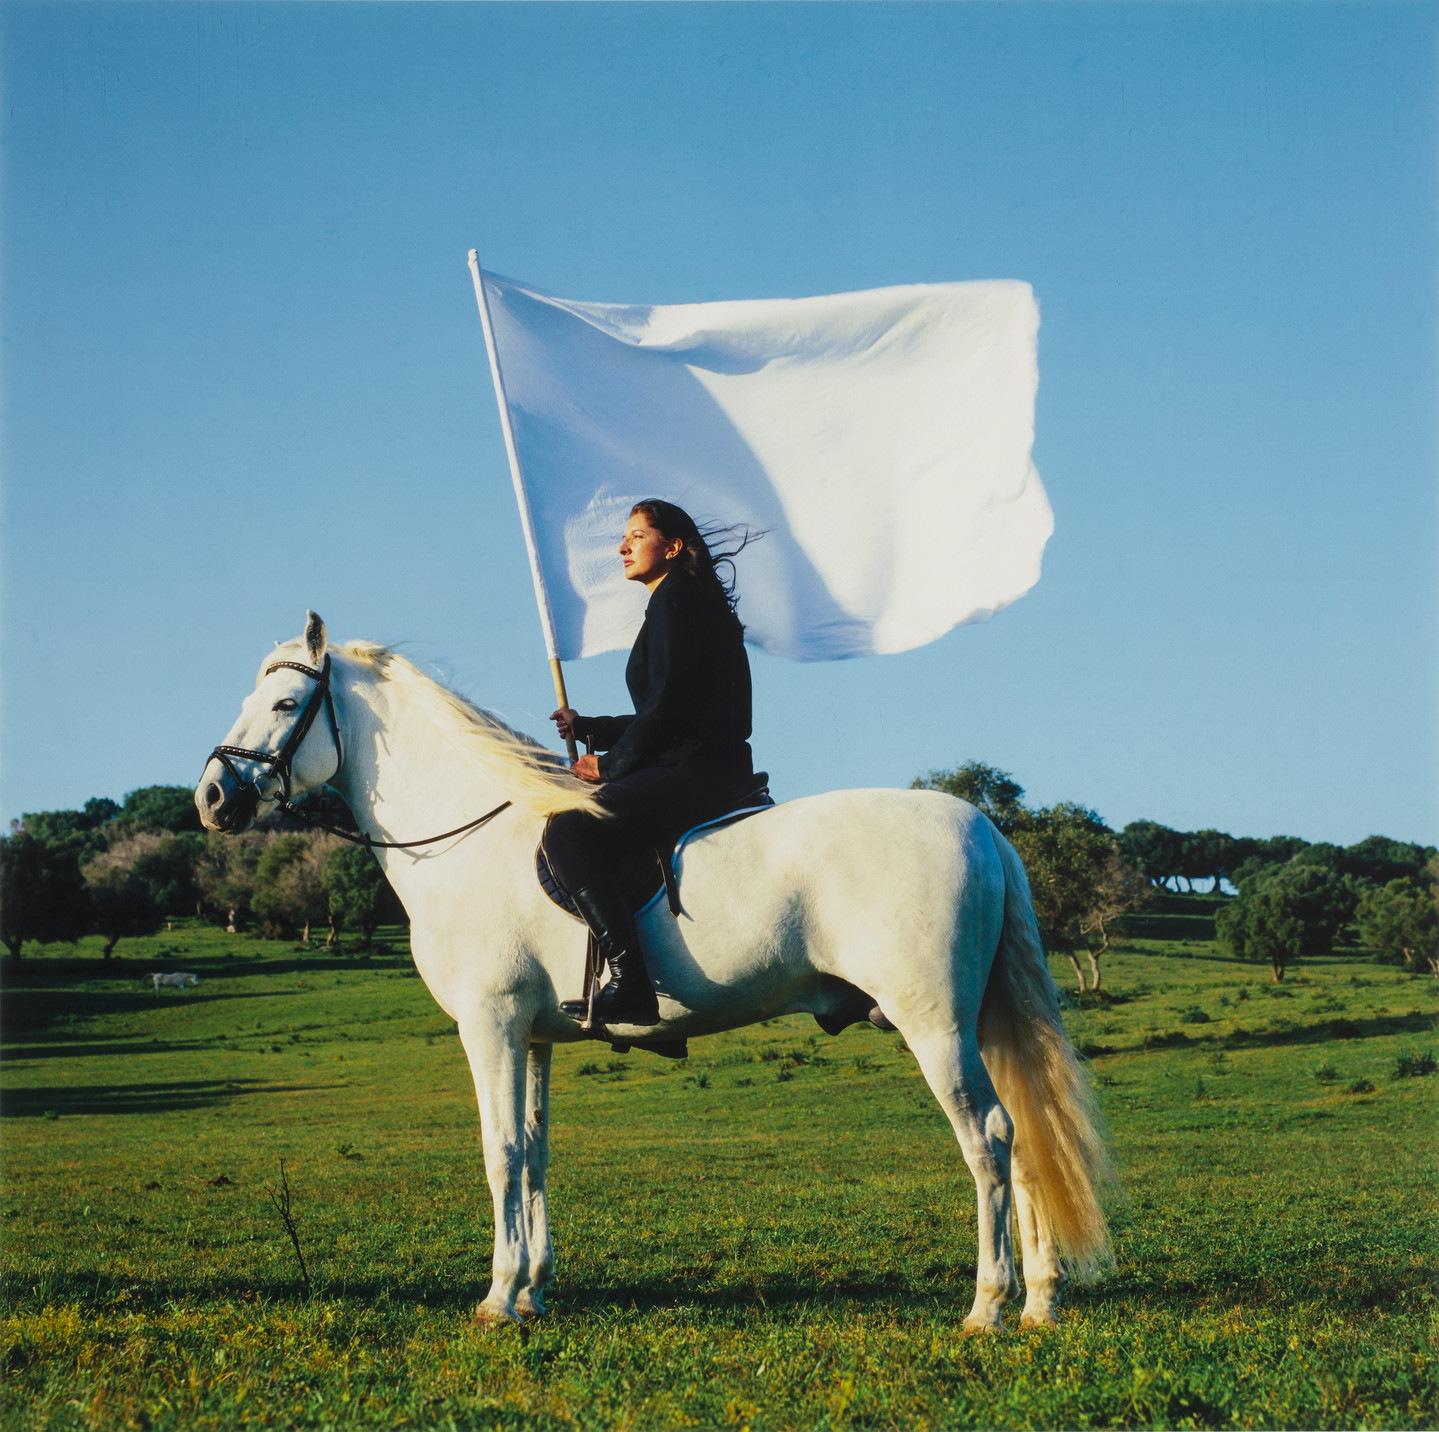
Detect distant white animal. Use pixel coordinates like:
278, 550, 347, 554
150, 971, 199, 996
195, 611, 1114, 1333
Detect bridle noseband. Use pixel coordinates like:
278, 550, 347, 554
206, 654, 511, 851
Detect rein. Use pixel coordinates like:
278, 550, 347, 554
207, 654, 512, 851
277, 792, 512, 851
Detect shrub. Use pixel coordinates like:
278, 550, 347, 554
1346, 1078, 1376, 1096
1312, 1059, 1339, 1084
1142, 1030, 1189, 1049
1179, 1008, 1210, 1024
1392, 1051, 1436, 1079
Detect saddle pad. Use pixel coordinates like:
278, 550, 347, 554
535, 797, 775, 923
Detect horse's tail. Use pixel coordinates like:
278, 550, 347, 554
979, 829, 1117, 1281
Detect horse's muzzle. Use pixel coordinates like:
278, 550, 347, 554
195, 765, 261, 833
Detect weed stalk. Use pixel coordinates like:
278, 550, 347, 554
264, 1156, 311, 1298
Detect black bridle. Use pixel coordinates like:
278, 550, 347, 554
206, 654, 511, 851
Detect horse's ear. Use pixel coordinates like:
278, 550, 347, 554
304, 610, 327, 666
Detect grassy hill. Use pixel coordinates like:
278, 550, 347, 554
1, 918, 1435, 1430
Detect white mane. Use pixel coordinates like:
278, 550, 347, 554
262, 639, 603, 819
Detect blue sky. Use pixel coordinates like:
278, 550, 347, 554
3, 2, 1435, 845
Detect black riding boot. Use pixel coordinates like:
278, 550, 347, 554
559, 884, 660, 1027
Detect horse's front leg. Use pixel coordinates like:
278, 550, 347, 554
514, 1042, 554, 1321
460, 1013, 532, 1326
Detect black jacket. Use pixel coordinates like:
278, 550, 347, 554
574, 574, 753, 783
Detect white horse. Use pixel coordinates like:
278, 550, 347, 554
195, 612, 1113, 1332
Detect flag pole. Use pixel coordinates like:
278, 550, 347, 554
467, 251, 578, 762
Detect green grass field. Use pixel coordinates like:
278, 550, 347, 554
2, 904, 1435, 1430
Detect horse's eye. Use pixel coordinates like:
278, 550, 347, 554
273, 699, 297, 713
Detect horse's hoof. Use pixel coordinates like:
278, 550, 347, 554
960, 1317, 1009, 1337
1018, 1311, 1058, 1331
514, 1294, 547, 1322
472, 1303, 523, 1328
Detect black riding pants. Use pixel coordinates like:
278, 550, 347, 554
543, 763, 738, 898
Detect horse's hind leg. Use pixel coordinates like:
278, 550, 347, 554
907, 1028, 1019, 1333
1012, 1148, 1064, 1329
514, 1042, 554, 1321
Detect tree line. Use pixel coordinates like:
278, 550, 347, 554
1, 785, 403, 960
5, 770, 1434, 985
913, 763, 1438, 985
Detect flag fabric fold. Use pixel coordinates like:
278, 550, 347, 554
478, 269, 1052, 663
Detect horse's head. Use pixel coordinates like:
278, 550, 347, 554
195, 610, 344, 833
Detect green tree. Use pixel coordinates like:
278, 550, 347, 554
1338, 836, 1436, 886
1216, 863, 1352, 980
1076, 847, 1152, 989
128, 831, 206, 917
14, 803, 115, 864
911, 761, 1027, 835
0, 833, 88, 959
253, 834, 338, 943
1009, 803, 1130, 993
1117, 820, 1184, 890
116, 785, 203, 834
1230, 834, 1311, 886
1180, 828, 1254, 894
1356, 875, 1439, 974
194, 832, 270, 932
324, 844, 387, 950
82, 835, 165, 958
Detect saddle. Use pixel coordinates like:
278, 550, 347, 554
535, 772, 775, 1062
535, 770, 775, 924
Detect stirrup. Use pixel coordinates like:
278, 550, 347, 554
591, 983, 660, 1027
559, 971, 603, 1031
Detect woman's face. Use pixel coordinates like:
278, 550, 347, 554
618, 514, 682, 587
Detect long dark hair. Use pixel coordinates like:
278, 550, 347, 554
629, 499, 762, 617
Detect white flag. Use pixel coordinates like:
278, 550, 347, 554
473, 266, 1052, 663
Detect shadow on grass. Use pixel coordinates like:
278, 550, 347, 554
0, 1077, 342, 1118
1094, 1009, 1434, 1058
0, 1033, 291, 1063
0, 987, 305, 1036
1222, 1010, 1433, 1049
8, 1260, 1429, 1324
4, 1267, 982, 1318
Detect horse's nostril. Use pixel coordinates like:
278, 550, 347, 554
204, 782, 223, 809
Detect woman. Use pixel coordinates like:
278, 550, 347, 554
546, 500, 755, 1026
